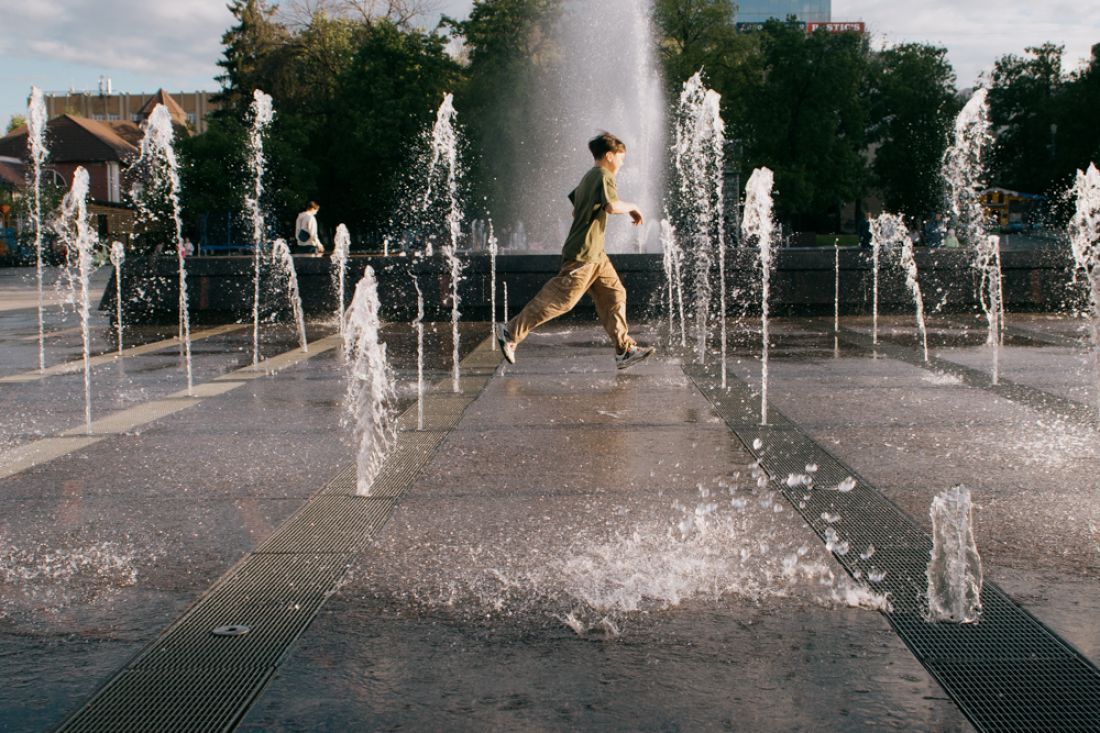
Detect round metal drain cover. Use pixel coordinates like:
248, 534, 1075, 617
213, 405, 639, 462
211, 624, 251, 637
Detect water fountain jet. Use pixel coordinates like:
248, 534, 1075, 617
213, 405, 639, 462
742, 168, 776, 425
27, 86, 48, 371
343, 266, 397, 495
332, 224, 350, 334
134, 104, 193, 393
1069, 163, 1100, 419
58, 168, 94, 432
271, 239, 308, 352
246, 90, 275, 365
926, 485, 983, 623
109, 242, 125, 354
943, 89, 1001, 381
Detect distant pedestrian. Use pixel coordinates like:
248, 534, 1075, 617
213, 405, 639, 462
496, 131, 655, 370
294, 201, 324, 256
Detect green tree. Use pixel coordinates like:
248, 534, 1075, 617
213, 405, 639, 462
734, 20, 871, 231
868, 43, 959, 221
652, 0, 748, 93
213, 0, 293, 118
324, 20, 461, 235
987, 43, 1065, 196
1053, 43, 1100, 194
6, 114, 26, 134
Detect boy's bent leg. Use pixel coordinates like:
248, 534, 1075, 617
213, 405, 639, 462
588, 256, 635, 353
508, 260, 596, 344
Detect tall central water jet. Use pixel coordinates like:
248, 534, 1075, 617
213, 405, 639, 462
943, 89, 1002, 382
246, 90, 274, 365
422, 93, 465, 393
27, 86, 48, 371
519, 0, 665, 252
671, 72, 727, 373
1069, 163, 1100, 419
742, 168, 776, 425
135, 104, 193, 393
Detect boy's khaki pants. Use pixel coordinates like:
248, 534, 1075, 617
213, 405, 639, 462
507, 256, 635, 353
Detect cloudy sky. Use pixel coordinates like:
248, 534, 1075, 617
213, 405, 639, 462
1, 0, 1096, 130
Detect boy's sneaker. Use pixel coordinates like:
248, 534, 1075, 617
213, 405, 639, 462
615, 344, 655, 370
496, 323, 516, 364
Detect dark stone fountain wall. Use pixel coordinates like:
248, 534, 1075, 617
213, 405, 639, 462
101, 247, 1083, 325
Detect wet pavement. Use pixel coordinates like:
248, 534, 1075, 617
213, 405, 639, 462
2, 265, 1098, 731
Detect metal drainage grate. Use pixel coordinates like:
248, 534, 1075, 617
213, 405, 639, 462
259, 496, 395, 553
685, 362, 1100, 733
324, 430, 448, 499
57, 667, 272, 733
57, 337, 498, 733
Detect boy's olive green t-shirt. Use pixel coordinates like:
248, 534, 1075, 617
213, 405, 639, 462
561, 166, 618, 263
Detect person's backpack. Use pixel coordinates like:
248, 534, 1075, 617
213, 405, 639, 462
297, 229, 310, 243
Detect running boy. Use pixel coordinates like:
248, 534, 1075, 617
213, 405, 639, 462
496, 132, 655, 370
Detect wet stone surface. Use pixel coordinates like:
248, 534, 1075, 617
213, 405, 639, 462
3, 264, 1098, 731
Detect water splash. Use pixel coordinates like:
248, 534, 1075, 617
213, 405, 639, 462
343, 267, 397, 495
926, 485, 983, 623
27, 86, 48, 371
332, 224, 351, 334
742, 168, 776, 425
271, 238, 308, 352
943, 89, 1002, 381
672, 73, 726, 364
57, 168, 94, 433
135, 104, 193, 393
1068, 163, 1100, 420
503, 281, 509, 323
246, 90, 275, 365
660, 219, 687, 347
870, 214, 929, 362
109, 241, 125, 354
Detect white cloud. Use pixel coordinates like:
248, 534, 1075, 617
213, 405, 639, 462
836, 0, 1099, 86
0, 0, 232, 83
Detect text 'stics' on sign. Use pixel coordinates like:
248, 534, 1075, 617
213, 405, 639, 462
807, 22, 867, 34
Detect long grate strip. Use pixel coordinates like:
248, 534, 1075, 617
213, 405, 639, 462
57, 336, 499, 732
685, 362, 1100, 732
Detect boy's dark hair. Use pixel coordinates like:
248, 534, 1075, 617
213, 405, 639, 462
307, 200, 319, 210
588, 131, 626, 160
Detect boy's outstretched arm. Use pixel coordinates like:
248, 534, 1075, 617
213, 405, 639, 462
605, 199, 644, 225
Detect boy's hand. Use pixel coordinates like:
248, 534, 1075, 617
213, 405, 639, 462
629, 209, 644, 226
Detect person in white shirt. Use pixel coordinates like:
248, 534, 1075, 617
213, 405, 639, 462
294, 201, 324, 256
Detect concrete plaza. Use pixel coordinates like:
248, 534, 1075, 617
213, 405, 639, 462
1, 266, 1098, 731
